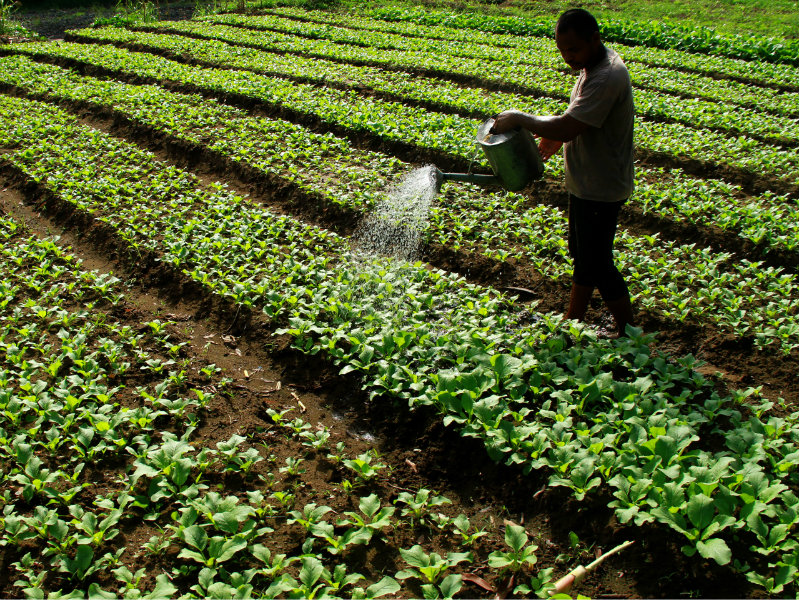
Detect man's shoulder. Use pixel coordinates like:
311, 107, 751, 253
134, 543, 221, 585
606, 48, 630, 75
601, 47, 632, 91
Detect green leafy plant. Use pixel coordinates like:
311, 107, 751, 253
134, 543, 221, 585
176, 524, 248, 569
395, 489, 452, 528
450, 514, 488, 547
488, 524, 539, 574
343, 450, 387, 485
396, 545, 471, 599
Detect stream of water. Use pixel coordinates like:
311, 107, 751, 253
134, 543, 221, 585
351, 165, 439, 263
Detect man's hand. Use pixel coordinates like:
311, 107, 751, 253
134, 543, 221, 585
538, 138, 563, 161
491, 111, 588, 143
490, 110, 528, 134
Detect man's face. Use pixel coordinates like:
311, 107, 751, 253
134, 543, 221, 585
556, 28, 601, 71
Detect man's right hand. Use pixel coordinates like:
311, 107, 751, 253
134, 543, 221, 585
538, 138, 563, 161
490, 110, 526, 134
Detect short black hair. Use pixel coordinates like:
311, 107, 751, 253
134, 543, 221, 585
556, 9, 600, 41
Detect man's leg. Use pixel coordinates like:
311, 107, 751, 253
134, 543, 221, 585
570, 195, 635, 334
604, 294, 635, 336
589, 199, 635, 335
565, 283, 594, 321
566, 195, 596, 321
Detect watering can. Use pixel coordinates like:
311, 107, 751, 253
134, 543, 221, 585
435, 118, 545, 192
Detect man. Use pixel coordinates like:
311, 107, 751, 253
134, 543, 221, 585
491, 8, 635, 336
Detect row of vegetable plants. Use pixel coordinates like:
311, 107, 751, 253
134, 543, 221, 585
237, 7, 799, 118
98, 18, 799, 184
0, 101, 550, 600
352, 4, 799, 67
0, 208, 209, 596
49, 27, 799, 256
0, 224, 518, 600
38, 28, 799, 255
160, 14, 799, 144
273, 6, 799, 91
80, 19, 799, 143
2, 92, 797, 594
13, 32, 799, 191
1, 52, 797, 354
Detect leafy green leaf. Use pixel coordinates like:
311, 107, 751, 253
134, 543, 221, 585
183, 524, 208, 551
696, 538, 732, 565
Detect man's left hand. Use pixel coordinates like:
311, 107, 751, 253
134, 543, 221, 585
538, 138, 563, 160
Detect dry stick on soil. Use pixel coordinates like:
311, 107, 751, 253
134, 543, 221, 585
550, 540, 635, 596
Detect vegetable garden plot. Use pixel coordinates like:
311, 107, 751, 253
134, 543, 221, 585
64, 21, 799, 191
357, 5, 799, 71
3, 91, 799, 597
0, 209, 521, 599
0, 212, 207, 597
64, 23, 799, 143
24, 32, 799, 255
2, 6, 799, 596
2, 54, 798, 353
13, 36, 799, 256
182, 13, 799, 145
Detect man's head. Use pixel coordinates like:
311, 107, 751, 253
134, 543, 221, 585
555, 9, 602, 71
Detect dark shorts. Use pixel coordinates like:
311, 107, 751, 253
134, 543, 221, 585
568, 194, 629, 302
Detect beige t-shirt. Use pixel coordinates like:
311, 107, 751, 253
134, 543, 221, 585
564, 46, 635, 202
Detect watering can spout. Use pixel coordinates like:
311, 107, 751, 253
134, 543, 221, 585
435, 118, 544, 192
434, 168, 501, 190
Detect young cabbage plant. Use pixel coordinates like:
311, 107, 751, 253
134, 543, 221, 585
189, 566, 254, 599
449, 514, 488, 547
216, 434, 263, 476
309, 519, 373, 556
396, 545, 471, 600
336, 494, 396, 543
279, 456, 306, 478
288, 502, 334, 533
650, 492, 735, 565
350, 576, 402, 600
69, 505, 122, 547
343, 451, 387, 485
488, 524, 539, 575
395, 488, 452, 528
177, 524, 249, 569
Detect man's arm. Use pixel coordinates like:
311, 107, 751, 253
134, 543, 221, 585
490, 109, 589, 142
